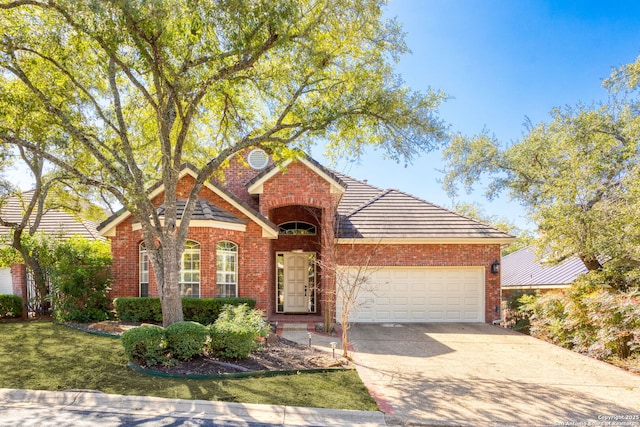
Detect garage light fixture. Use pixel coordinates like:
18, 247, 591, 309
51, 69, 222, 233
491, 260, 500, 275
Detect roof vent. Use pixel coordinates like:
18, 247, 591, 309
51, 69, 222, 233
247, 148, 269, 170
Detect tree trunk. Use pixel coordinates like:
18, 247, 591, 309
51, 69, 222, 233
158, 239, 184, 327
580, 255, 602, 271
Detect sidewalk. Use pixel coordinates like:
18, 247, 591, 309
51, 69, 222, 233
0, 387, 386, 426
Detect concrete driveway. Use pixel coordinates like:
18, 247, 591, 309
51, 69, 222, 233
348, 323, 640, 426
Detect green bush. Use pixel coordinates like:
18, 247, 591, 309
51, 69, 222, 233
519, 276, 640, 361
519, 291, 571, 347
0, 295, 23, 318
503, 290, 535, 333
182, 297, 256, 325
208, 304, 270, 359
114, 297, 255, 324
165, 321, 208, 361
114, 297, 162, 323
121, 325, 167, 366
50, 236, 112, 322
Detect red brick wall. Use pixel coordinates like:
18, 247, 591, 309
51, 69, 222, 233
108, 173, 273, 315
210, 150, 271, 210
257, 163, 341, 319
11, 263, 26, 300
336, 243, 503, 323
106, 156, 503, 324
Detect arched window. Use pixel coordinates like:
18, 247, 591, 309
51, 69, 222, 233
139, 242, 149, 297
216, 241, 238, 297
278, 221, 316, 235
180, 240, 201, 298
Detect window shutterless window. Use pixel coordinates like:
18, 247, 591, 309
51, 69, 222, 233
139, 242, 149, 297
180, 240, 200, 298
216, 241, 238, 297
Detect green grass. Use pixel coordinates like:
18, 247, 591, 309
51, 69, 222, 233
0, 321, 378, 411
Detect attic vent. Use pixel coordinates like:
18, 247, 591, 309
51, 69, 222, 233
248, 148, 269, 170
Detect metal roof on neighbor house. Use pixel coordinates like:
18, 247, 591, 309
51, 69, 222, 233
0, 190, 102, 240
501, 246, 588, 288
334, 172, 513, 241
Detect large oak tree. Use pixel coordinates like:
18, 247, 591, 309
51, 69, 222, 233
442, 56, 640, 279
0, 0, 447, 325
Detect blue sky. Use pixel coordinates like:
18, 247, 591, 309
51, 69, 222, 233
314, 0, 640, 230
6, 1, 640, 230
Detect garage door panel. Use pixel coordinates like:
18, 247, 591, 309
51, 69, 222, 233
337, 267, 485, 323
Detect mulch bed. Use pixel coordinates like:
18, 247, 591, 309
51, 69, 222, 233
66, 320, 351, 375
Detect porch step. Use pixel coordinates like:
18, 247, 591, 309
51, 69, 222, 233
280, 323, 311, 331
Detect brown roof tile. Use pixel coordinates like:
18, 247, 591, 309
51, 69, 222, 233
334, 171, 513, 241
0, 191, 102, 240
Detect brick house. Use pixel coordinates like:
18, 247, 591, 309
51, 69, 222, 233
98, 149, 513, 324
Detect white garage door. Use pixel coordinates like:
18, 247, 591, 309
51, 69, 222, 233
336, 267, 485, 323
0, 267, 13, 295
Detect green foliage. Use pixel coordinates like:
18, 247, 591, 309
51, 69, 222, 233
0, 322, 376, 410
182, 297, 256, 325
0, 295, 22, 318
164, 321, 208, 361
519, 291, 571, 347
442, 55, 640, 278
502, 290, 534, 333
452, 202, 533, 255
208, 304, 270, 359
519, 280, 640, 360
50, 236, 112, 322
114, 297, 256, 324
114, 298, 163, 323
121, 325, 168, 367
0, 0, 448, 326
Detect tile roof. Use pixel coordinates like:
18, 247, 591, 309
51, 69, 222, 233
334, 171, 513, 241
0, 190, 102, 240
157, 198, 245, 224
97, 166, 278, 237
501, 246, 588, 288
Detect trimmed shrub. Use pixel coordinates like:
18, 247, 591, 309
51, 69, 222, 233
0, 295, 23, 318
114, 297, 162, 323
182, 297, 256, 325
208, 304, 270, 359
165, 321, 208, 361
114, 297, 255, 324
121, 325, 167, 366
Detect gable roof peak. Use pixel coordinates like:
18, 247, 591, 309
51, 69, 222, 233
247, 152, 346, 195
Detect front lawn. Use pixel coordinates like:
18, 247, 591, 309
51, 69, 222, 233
0, 321, 377, 411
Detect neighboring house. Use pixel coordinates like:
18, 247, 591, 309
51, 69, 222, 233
0, 190, 102, 296
501, 245, 589, 300
98, 149, 514, 324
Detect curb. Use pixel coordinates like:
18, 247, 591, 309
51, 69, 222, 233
0, 388, 387, 426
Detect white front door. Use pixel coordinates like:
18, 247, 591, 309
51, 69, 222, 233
284, 253, 311, 312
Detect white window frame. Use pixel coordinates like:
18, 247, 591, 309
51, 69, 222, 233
216, 241, 238, 298
180, 240, 201, 298
277, 221, 317, 235
139, 242, 149, 297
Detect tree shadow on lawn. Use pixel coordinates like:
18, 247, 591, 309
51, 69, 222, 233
0, 322, 375, 411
